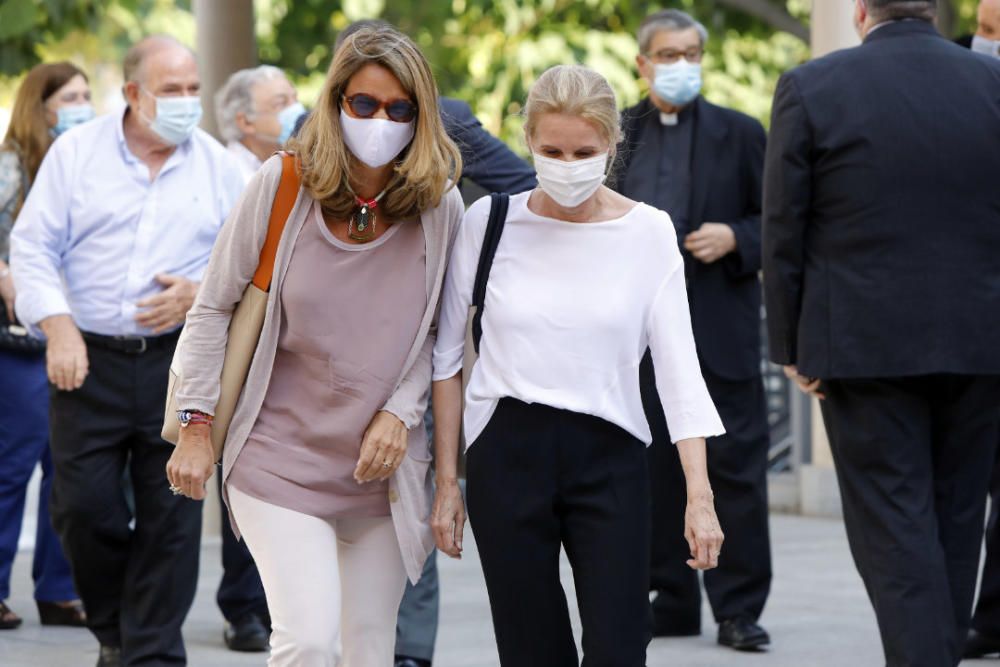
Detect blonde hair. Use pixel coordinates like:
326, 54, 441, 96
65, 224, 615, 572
287, 25, 461, 220
523, 65, 622, 149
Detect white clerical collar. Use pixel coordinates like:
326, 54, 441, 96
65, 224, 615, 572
659, 112, 678, 126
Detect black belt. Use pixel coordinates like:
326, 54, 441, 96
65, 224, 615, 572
82, 330, 181, 355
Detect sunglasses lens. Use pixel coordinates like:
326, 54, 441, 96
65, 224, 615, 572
387, 101, 417, 123
348, 94, 379, 118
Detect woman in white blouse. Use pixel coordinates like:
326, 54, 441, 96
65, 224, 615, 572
430, 64, 725, 666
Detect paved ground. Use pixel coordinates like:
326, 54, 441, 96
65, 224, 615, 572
1, 512, 995, 666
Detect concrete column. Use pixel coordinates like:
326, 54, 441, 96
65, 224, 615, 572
797, 1, 860, 517
193, 0, 257, 140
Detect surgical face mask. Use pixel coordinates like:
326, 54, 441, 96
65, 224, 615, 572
276, 102, 305, 144
652, 60, 702, 107
51, 104, 95, 137
140, 89, 203, 145
340, 109, 415, 168
258, 102, 306, 145
972, 35, 1000, 58
532, 152, 609, 208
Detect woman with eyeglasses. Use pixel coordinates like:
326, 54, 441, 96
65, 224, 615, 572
165, 25, 463, 666
0, 61, 92, 631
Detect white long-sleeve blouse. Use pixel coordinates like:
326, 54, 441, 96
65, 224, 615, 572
433, 191, 725, 448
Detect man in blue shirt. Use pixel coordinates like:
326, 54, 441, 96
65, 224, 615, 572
11, 35, 243, 667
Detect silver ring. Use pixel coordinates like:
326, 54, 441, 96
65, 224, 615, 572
169, 485, 183, 495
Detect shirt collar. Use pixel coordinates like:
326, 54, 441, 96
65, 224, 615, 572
867, 17, 921, 37
116, 105, 191, 172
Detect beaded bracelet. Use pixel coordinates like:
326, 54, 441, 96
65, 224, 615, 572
177, 409, 214, 428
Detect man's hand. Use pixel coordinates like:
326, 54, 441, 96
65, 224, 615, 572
39, 314, 88, 391
784, 365, 825, 400
135, 274, 198, 333
684, 223, 737, 264
0, 263, 15, 322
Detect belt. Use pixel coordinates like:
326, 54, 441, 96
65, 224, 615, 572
82, 330, 181, 355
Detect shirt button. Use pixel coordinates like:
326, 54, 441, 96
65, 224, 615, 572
389, 489, 400, 503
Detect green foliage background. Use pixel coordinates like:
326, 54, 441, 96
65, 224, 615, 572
0, 0, 981, 152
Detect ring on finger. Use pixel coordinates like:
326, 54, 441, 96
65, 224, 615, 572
382, 459, 392, 469
169, 484, 183, 496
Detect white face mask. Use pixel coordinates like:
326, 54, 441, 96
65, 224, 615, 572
339, 109, 415, 168
532, 152, 609, 208
972, 34, 1000, 58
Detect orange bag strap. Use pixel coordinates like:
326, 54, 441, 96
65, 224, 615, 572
251, 152, 301, 291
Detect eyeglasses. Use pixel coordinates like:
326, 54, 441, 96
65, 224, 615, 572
646, 47, 704, 64
342, 93, 418, 123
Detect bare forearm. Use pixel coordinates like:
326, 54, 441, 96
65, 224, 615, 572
676, 437, 713, 500
432, 373, 463, 484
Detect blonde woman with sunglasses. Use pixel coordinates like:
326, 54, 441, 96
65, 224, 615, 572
166, 25, 462, 666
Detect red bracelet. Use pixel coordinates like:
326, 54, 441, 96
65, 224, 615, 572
177, 410, 214, 428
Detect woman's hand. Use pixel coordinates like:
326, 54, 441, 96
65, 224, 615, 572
684, 491, 724, 571
431, 479, 465, 559
355, 411, 408, 483
166, 424, 215, 500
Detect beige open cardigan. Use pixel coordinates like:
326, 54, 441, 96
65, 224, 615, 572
174, 155, 464, 583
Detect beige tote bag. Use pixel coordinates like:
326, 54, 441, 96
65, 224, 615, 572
162, 153, 300, 462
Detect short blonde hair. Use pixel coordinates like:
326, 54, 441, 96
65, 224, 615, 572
287, 25, 461, 220
523, 65, 622, 149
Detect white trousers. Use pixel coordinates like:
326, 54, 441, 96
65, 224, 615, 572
228, 485, 408, 667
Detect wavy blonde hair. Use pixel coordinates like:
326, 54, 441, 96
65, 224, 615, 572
287, 25, 461, 220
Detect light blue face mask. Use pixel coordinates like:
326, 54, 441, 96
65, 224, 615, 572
51, 104, 95, 137
652, 60, 703, 107
276, 102, 305, 145
141, 89, 203, 145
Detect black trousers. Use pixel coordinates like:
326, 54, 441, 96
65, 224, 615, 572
972, 434, 1000, 638
821, 375, 1000, 667
640, 355, 772, 630
49, 336, 202, 666
216, 473, 268, 624
466, 399, 650, 667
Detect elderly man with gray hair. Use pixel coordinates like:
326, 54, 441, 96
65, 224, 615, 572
614, 8, 772, 653
215, 65, 302, 184
10, 35, 243, 667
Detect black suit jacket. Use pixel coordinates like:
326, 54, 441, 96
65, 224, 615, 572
618, 96, 766, 381
439, 98, 536, 194
763, 20, 1000, 379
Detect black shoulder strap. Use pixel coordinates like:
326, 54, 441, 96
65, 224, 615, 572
470, 192, 509, 354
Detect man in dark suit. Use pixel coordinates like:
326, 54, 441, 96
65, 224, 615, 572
763, 2, 1000, 665
615, 9, 772, 652
955, 2, 1000, 658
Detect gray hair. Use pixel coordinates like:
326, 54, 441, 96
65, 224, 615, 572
122, 35, 194, 84
214, 65, 286, 143
637, 9, 709, 54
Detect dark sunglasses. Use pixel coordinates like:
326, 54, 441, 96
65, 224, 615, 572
342, 93, 418, 123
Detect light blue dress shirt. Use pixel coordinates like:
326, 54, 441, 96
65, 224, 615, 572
11, 109, 244, 337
